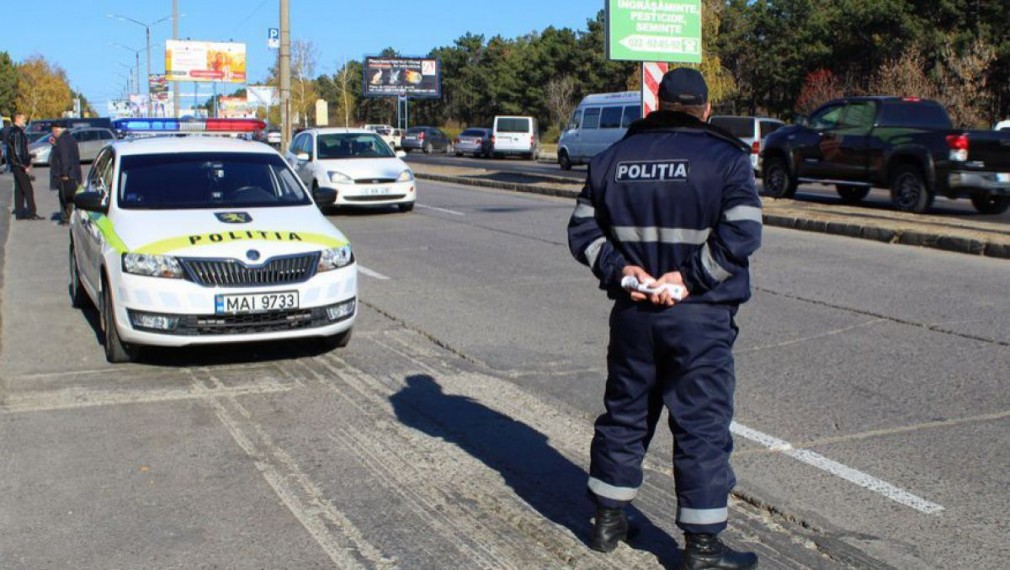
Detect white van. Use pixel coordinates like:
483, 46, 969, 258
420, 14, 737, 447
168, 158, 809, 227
557, 91, 641, 170
491, 115, 539, 160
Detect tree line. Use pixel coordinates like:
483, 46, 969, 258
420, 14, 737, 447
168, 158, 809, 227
0, 52, 95, 120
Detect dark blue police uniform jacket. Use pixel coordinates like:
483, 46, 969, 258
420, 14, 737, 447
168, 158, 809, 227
567, 110, 761, 305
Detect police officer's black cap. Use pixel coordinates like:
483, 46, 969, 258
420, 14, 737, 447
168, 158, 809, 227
658, 67, 708, 106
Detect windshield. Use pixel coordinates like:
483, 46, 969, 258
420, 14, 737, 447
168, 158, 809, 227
496, 118, 530, 133
709, 117, 754, 138
118, 152, 311, 210
460, 129, 486, 137
316, 133, 395, 159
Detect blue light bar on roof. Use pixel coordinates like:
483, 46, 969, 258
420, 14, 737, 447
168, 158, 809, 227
113, 118, 266, 134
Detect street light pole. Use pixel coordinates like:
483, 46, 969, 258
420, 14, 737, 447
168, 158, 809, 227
280, 0, 291, 151
109, 13, 171, 115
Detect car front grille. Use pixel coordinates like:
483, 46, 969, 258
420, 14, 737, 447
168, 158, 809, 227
180, 253, 320, 287
344, 194, 408, 202
353, 177, 396, 184
175, 308, 326, 335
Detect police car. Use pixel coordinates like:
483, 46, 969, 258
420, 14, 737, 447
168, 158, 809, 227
69, 118, 357, 363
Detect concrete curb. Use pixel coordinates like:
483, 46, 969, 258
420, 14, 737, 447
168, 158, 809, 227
415, 172, 1010, 260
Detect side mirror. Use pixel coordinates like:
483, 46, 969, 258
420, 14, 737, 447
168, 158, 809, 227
395, 150, 407, 158
313, 187, 337, 207
74, 191, 108, 214
296, 152, 310, 162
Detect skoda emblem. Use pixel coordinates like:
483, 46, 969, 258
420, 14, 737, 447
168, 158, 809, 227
246, 249, 261, 261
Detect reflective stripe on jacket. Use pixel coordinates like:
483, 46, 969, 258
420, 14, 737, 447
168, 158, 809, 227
567, 111, 762, 305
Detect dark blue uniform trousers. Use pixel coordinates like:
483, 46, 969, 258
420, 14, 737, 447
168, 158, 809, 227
588, 299, 738, 535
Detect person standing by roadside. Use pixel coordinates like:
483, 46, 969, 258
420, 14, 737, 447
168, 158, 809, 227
6, 113, 42, 220
50, 120, 81, 225
567, 68, 762, 569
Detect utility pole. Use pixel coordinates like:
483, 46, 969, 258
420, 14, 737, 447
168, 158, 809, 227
280, 0, 291, 151
173, 0, 179, 117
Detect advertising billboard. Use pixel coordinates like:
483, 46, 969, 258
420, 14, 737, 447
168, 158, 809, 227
166, 39, 247, 83
605, 0, 703, 63
149, 74, 169, 101
363, 56, 441, 98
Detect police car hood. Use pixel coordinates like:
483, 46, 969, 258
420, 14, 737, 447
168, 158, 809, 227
314, 157, 409, 180
115, 206, 349, 257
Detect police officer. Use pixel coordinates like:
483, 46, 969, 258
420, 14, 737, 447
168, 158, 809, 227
567, 68, 762, 569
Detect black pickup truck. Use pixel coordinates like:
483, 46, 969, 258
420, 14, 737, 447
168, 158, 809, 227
761, 96, 1010, 214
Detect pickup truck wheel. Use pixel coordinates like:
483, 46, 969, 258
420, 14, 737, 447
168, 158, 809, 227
558, 150, 572, 171
890, 166, 933, 213
762, 158, 797, 198
836, 185, 870, 204
970, 194, 1010, 215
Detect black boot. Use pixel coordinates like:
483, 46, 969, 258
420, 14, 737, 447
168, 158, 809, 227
678, 533, 758, 569
589, 506, 629, 552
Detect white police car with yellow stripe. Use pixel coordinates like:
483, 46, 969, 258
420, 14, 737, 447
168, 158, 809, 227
69, 119, 356, 363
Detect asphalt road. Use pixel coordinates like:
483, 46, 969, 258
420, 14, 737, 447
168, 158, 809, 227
405, 152, 1010, 224
1, 170, 1008, 568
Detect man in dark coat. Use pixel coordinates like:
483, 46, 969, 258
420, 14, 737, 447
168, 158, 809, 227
50, 120, 82, 225
6, 113, 42, 220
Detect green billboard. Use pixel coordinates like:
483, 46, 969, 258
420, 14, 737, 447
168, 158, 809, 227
605, 0, 703, 63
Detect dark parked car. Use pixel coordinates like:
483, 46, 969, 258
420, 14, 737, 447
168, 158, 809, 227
454, 128, 492, 157
402, 126, 451, 153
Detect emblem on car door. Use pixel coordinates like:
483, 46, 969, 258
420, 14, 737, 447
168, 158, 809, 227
215, 212, 252, 223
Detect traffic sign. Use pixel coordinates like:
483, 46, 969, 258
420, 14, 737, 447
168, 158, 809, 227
267, 28, 280, 50
605, 0, 702, 63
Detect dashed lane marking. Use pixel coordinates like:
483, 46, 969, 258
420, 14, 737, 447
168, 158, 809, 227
731, 421, 945, 515
416, 203, 466, 216
357, 265, 390, 280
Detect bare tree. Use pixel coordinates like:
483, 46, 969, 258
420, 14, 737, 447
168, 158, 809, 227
291, 40, 319, 127
545, 75, 577, 131
935, 38, 995, 128
869, 48, 939, 102
334, 58, 355, 127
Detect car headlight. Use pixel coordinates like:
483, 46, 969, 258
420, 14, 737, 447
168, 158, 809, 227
317, 245, 353, 272
397, 169, 414, 182
328, 171, 353, 184
122, 253, 184, 278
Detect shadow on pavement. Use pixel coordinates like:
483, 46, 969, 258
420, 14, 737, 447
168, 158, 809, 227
390, 374, 681, 568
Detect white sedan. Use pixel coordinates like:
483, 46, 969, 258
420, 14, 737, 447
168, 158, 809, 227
69, 131, 357, 363
286, 128, 416, 212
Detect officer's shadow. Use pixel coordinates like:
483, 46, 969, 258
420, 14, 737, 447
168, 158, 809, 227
390, 374, 680, 567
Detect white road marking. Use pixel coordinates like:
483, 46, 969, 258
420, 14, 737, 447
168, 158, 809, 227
416, 203, 466, 216
357, 265, 390, 280
731, 421, 945, 514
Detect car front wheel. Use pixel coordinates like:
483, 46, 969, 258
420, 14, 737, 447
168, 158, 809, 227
558, 150, 572, 170
102, 281, 139, 363
69, 243, 87, 308
762, 157, 797, 198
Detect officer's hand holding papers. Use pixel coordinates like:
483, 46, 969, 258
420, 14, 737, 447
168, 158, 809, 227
620, 267, 689, 306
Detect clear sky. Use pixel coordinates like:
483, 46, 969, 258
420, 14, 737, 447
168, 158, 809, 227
5, 0, 602, 115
